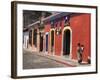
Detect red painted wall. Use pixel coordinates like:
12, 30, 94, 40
70, 14, 91, 62
54, 19, 66, 56
44, 13, 91, 62
55, 30, 62, 56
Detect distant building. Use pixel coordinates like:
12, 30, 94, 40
23, 12, 91, 63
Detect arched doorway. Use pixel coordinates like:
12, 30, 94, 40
29, 30, 32, 46
63, 30, 70, 55
33, 29, 37, 47
50, 29, 55, 53
62, 27, 72, 58
40, 32, 43, 51
45, 33, 48, 51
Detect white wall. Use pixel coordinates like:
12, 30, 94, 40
23, 32, 29, 48
0, 0, 100, 80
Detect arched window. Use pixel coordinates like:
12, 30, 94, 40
51, 21, 54, 28
64, 15, 70, 26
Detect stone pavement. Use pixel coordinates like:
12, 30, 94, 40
23, 49, 76, 69
23, 50, 67, 69
23, 48, 90, 69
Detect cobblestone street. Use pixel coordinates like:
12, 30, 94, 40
23, 49, 73, 69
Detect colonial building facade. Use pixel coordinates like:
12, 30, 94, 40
23, 12, 91, 63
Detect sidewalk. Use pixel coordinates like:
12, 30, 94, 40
24, 48, 78, 67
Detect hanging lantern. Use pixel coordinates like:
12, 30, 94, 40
55, 27, 62, 35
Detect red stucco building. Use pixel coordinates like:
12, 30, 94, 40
24, 12, 91, 63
